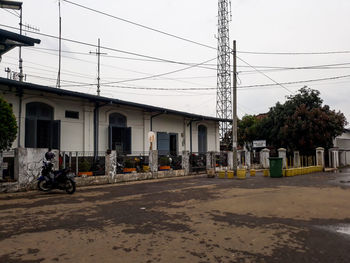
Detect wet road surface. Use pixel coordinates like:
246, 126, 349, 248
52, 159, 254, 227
1, 170, 350, 263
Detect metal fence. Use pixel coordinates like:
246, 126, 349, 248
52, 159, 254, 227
61, 151, 106, 176
189, 153, 207, 173
116, 152, 149, 174
158, 154, 182, 171
216, 152, 228, 167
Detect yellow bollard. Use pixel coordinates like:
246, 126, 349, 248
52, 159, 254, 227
250, 169, 256, 176
263, 169, 269, 177
227, 170, 234, 179
218, 170, 226, 179
237, 169, 246, 179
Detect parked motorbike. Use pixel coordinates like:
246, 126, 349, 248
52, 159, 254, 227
37, 159, 76, 194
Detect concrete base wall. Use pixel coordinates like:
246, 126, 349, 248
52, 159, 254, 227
1, 169, 188, 193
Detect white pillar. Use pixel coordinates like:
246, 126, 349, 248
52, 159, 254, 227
227, 151, 233, 170
316, 147, 325, 167
260, 148, 270, 169
293, 151, 300, 167
328, 148, 339, 168
278, 148, 287, 168
245, 151, 251, 169
105, 150, 117, 177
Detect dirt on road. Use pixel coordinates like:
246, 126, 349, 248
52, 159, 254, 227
1, 169, 350, 263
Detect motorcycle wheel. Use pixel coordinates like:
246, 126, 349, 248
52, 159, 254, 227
65, 179, 76, 194
37, 180, 51, 192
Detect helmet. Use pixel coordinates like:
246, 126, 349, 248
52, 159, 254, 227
45, 151, 55, 161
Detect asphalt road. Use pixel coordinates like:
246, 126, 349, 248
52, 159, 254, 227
1, 169, 350, 263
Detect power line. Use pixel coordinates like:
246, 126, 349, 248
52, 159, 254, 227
99, 74, 350, 91
237, 56, 294, 93
62, 0, 216, 51
60, 57, 217, 87
0, 24, 216, 66
237, 50, 350, 55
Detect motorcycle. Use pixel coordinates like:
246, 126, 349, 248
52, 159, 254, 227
37, 160, 76, 194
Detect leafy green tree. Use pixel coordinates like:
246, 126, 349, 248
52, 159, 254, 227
0, 97, 17, 151
262, 87, 347, 154
222, 115, 263, 150
221, 87, 347, 154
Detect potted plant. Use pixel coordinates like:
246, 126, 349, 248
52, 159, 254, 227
159, 156, 171, 171
123, 158, 136, 173
78, 159, 93, 176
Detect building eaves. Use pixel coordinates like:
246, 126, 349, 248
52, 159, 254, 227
0, 28, 41, 56
0, 77, 230, 122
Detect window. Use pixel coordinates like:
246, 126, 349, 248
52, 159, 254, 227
157, 132, 178, 156
108, 113, 131, 154
65, 110, 79, 119
25, 102, 60, 149
198, 125, 207, 153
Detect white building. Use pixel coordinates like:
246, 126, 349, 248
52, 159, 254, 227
0, 77, 225, 157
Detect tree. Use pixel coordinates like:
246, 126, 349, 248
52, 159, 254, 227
262, 87, 347, 154
222, 115, 263, 150
221, 87, 347, 154
0, 97, 17, 151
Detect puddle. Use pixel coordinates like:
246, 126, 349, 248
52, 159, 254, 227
320, 225, 350, 237
336, 226, 350, 235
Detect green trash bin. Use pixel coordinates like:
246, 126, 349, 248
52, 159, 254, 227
269, 157, 283, 178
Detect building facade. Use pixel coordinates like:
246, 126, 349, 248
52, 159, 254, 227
1, 78, 224, 156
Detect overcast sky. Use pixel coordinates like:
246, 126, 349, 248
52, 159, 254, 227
1, 0, 349, 125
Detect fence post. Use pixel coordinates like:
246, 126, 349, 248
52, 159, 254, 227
293, 151, 300, 167
0, 151, 3, 180
105, 150, 117, 179
227, 151, 233, 170
278, 148, 287, 169
206, 152, 212, 169
69, 152, 72, 169
62, 151, 66, 169
182, 151, 190, 175
260, 148, 270, 169
245, 151, 251, 169
75, 151, 79, 176
149, 150, 158, 176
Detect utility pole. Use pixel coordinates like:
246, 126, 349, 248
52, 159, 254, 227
90, 38, 106, 96
232, 40, 238, 173
56, 0, 62, 88
18, 4, 23, 82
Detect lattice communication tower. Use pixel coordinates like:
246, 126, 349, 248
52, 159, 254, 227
216, 0, 232, 141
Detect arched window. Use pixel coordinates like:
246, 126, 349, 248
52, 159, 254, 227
109, 113, 126, 127
198, 125, 207, 153
108, 113, 131, 154
25, 102, 60, 149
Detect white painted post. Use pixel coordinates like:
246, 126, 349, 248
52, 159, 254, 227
182, 151, 190, 175
316, 147, 325, 167
227, 151, 233, 170
278, 148, 287, 168
260, 148, 270, 169
293, 151, 300, 167
245, 151, 251, 169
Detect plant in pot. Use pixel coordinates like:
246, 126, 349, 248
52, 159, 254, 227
123, 158, 136, 173
78, 159, 93, 176
159, 156, 171, 171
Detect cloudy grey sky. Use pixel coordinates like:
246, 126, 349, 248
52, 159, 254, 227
1, 0, 350, 125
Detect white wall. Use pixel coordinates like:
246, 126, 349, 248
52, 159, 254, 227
1, 84, 221, 154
